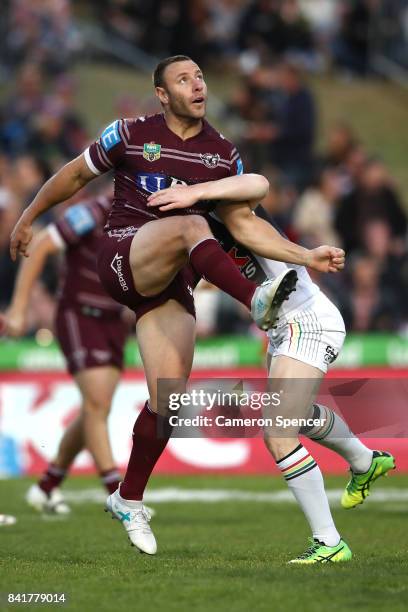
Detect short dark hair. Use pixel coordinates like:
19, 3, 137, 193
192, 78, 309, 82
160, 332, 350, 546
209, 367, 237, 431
153, 55, 194, 88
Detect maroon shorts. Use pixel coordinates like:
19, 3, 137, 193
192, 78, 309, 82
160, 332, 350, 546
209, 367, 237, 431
96, 228, 196, 321
55, 305, 128, 375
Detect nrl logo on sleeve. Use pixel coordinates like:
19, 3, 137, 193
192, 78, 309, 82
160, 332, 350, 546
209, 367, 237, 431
200, 153, 220, 168
143, 142, 161, 162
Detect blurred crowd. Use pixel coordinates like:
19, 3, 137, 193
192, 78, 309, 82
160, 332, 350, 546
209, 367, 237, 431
0, 0, 407, 340
94, 0, 408, 75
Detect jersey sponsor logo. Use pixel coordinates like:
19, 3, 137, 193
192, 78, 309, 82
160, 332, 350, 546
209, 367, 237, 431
100, 120, 121, 151
64, 204, 96, 236
136, 172, 187, 194
200, 153, 220, 169
227, 246, 257, 279
110, 253, 129, 292
324, 345, 338, 364
143, 142, 161, 162
228, 247, 250, 269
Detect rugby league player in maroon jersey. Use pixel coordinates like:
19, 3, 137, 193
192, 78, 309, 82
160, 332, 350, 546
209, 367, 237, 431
10, 56, 343, 554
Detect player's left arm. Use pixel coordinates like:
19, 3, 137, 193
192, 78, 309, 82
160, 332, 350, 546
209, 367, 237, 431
217, 202, 345, 274
146, 174, 269, 211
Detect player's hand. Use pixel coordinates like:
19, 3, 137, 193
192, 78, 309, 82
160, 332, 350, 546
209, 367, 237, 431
10, 214, 33, 261
0, 309, 26, 337
306, 246, 345, 273
147, 185, 200, 211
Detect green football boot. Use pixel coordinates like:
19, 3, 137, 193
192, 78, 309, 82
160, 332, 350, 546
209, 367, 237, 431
289, 538, 352, 564
341, 450, 396, 509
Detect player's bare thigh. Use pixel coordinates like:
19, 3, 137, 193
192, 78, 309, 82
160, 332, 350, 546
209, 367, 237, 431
136, 299, 196, 413
264, 355, 324, 458
129, 215, 209, 296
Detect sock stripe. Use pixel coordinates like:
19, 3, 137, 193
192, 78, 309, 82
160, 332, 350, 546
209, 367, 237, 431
276, 443, 303, 465
101, 470, 121, 484
281, 453, 312, 473
284, 460, 317, 481
311, 409, 335, 441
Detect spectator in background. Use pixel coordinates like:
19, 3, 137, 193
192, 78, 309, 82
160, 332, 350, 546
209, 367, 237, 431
362, 220, 408, 321
10, 156, 52, 212
198, 0, 246, 67
343, 254, 402, 331
335, 158, 407, 254
238, 0, 283, 61
293, 166, 342, 248
0, 156, 21, 309
278, 0, 316, 68
238, 0, 315, 66
332, 0, 379, 76
228, 65, 280, 170
0, 63, 46, 155
5, 0, 80, 75
270, 59, 316, 189
323, 121, 356, 168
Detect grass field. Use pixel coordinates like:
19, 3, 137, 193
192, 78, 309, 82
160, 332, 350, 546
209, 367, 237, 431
0, 474, 407, 612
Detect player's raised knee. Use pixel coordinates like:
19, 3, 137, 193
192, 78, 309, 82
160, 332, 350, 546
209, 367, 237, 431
180, 214, 210, 248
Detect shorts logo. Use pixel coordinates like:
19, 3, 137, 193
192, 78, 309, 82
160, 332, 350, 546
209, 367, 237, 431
324, 345, 338, 364
91, 349, 112, 362
143, 142, 161, 162
187, 285, 193, 296
110, 253, 129, 292
200, 153, 220, 169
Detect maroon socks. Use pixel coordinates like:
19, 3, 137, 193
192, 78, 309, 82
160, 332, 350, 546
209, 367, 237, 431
189, 238, 256, 309
38, 464, 67, 495
120, 402, 172, 501
100, 468, 121, 494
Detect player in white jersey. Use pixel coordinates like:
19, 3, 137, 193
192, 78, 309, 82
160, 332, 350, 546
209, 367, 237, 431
149, 189, 396, 564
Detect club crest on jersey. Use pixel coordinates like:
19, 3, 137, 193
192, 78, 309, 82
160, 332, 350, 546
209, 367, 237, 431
200, 153, 220, 169
143, 142, 161, 162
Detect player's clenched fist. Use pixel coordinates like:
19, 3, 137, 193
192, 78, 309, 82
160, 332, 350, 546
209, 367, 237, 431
0, 310, 26, 337
306, 245, 345, 274
10, 215, 33, 261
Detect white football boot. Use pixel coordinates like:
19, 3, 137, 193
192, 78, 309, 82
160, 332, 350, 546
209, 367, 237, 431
105, 487, 157, 555
26, 484, 71, 515
251, 269, 298, 331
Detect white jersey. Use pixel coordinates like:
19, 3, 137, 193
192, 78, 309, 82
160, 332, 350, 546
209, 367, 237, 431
208, 207, 345, 372
208, 208, 320, 317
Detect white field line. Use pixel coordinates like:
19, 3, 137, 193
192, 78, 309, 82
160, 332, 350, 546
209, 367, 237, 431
62, 487, 408, 505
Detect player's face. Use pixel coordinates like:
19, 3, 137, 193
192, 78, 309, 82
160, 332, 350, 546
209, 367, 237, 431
158, 61, 207, 120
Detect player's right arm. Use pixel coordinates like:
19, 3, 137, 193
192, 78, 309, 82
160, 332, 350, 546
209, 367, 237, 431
10, 154, 96, 261
217, 202, 345, 274
2, 229, 60, 336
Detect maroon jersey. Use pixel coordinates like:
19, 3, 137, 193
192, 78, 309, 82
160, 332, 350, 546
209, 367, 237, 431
48, 196, 122, 316
84, 113, 243, 230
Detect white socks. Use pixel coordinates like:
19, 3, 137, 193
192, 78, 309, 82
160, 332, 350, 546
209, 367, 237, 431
305, 404, 373, 474
276, 444, 340, 546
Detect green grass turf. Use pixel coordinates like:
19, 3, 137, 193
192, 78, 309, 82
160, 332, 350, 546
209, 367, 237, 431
1, 474, 408, 612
